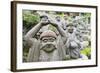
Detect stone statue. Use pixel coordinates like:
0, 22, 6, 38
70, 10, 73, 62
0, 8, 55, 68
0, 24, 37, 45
24, 14, 67, 62
55, 15, 67, 30
65, 22, 82, 59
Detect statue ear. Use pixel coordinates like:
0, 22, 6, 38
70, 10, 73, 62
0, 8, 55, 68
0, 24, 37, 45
39, 39, 42, 43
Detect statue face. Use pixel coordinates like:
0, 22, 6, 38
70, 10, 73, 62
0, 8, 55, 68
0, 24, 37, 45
64, 16, 68, 20
67, 25, 75, 33
56, 16, 61, 22
40, 36, 57, 52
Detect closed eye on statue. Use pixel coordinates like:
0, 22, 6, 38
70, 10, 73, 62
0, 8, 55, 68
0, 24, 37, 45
49, 37, 56, 42
42, 39, 48, 43
48, 39, 54, 42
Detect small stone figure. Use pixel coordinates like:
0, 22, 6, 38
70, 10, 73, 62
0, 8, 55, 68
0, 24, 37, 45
24, 14, 67, 62
55, 15, 67, 30
65, 22, 82, 59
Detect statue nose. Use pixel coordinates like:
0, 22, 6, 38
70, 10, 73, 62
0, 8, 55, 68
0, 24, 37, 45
46, 42, 52, 45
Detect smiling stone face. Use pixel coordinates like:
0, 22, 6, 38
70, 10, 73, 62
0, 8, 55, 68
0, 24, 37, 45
40, 30, 57, 52
40, 36, 57, 52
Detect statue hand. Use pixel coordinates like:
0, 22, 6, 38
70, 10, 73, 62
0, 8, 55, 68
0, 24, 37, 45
40, 18, 50, 26
49, 17, 59, 27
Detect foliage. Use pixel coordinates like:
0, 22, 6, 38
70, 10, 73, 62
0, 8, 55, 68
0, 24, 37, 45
80, 47, 91, 59
23, 10, 40, 30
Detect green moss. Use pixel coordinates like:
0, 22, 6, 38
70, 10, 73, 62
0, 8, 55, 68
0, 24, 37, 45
81, 47, 91, 57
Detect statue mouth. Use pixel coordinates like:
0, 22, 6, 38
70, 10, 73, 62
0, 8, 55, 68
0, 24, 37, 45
40, 44, 57, 52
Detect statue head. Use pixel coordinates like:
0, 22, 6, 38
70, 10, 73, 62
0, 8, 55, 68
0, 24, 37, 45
63, 15, 68, 20
67, 22, 76, 33
55, 15, 61, 22
40, 30, 57, 52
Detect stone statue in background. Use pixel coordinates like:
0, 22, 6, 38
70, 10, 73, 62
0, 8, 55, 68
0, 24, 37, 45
65, 22, 82, 59
55, 15, 67, 30
24, 14, 67, 62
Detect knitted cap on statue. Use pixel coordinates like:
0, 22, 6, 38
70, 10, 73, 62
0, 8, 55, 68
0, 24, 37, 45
40, 30, 57, 40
